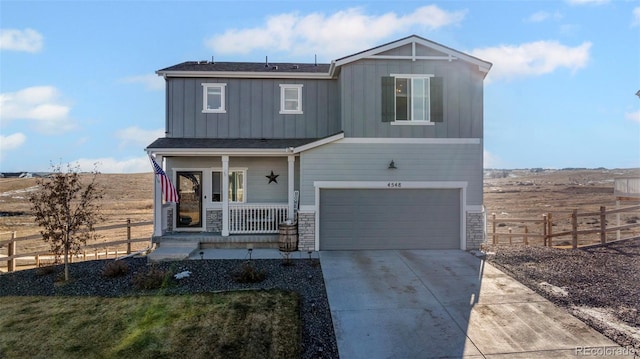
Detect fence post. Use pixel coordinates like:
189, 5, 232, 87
547, 213, 553, 247
492, 213, 497, 244
8, 232, 16, 272
600, 206, 606, 245
616, 200, 621, 240
508, 227, 512, 245
524, 226, 529, 245
127, 218, 132, 254
543, 214, 548, 246
571, 209, 578, 249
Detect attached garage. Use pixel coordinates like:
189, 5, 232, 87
319, 188, 461, 250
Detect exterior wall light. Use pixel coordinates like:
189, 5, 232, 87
388, 160, 397, 169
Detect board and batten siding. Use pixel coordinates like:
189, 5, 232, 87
338, 58, 484, 138
299, 142, 482, 206
166, 77, 340, 139
165, 156, 299, 203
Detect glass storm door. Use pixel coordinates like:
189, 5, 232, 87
176, 171, 202, 228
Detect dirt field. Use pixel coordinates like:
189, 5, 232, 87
0, 173, 154, 262
485, 168, 640, 246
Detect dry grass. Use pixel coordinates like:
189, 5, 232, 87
0, 173, 154, 263
0, 290, 300, 359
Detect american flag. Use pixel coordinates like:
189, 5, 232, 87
149, 155, 179, 203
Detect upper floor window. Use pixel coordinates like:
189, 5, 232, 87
381, 75, 443, 124
202, 83, 226, 113
279, 84, 303, 114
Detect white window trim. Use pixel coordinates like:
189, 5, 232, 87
391, 74, 433, 123
202, 83, 227, 113
279, 84, 303, 114
211, 167, 247, 203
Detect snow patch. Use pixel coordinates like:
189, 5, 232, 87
538, 281, 569, 297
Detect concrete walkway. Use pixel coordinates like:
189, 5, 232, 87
320, 250, 631, 358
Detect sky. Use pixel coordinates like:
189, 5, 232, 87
0, 0, 639, 173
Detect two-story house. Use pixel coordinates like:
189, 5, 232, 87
146, 35, 491, 253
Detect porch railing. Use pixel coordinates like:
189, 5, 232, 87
229, 203, 289, 234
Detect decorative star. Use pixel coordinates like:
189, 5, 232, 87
266, 170, 279, 184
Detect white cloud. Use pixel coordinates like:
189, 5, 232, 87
0, 133, 26, 157
625, 110, 640, 123
0, 86, 75, 134
525, 11, 562, 23
73, 156, 152, 173
0, 28, 43, 52
471, 41, 591, 82
116, 126, 164, 148
119, 74, 164, 91
205, 5, 467, 60
632, 7, 640, 27
484, 150, 506, 168
565, 0, 609, 5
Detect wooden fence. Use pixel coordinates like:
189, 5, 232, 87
0, 219, 153, 272
488, 204, 640, 249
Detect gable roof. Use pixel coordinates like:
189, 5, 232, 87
156, 35, 491, 79
157, 61, 331, 79
330, 34, 492, 77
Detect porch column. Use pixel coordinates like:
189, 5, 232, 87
153, 154, 163, 237
288, 155, 295, 221
222, 155, 230, 236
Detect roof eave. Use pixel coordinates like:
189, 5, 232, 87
145, 147, 293, 156
332, 35, 492, 75
156, 70, 332, 79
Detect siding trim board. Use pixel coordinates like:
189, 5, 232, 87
313, 181, 468, 251
337, 137, 480, 144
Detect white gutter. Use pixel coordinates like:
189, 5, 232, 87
145, 148, 293, 157
156, 70, 334, 80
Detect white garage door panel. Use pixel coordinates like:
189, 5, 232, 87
319, 189, 460, 250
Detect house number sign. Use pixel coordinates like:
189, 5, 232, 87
387, 182, 402, 188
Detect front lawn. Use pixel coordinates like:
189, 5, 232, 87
0, 291, 300, 359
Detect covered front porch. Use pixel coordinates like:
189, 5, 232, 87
146, 138, 314, 246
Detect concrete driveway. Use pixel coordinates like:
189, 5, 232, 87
320, 250, 627, 358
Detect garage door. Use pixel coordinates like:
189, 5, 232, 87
319, 189, 460, 250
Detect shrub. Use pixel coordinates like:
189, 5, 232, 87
232, 261, 266, 283
132, 266, 173, 290
102, 260, 129, 278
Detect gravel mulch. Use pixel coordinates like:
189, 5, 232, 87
484, 238, 640, 351
0, 257, 339, 359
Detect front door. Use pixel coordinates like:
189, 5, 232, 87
176, 171, 202, 228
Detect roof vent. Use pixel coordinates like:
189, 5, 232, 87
272, 65, 278, 70
293, 65, 299, 69
265, 56, 269, 68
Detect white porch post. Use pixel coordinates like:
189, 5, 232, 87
222, 155, 230, 236
288, 155, 295, 221
152, 154, 163, 237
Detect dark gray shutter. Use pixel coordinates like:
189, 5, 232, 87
430, 77, 444, 123
381, 76, 395, 122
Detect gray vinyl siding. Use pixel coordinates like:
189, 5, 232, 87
299, 142, 482, 206
319, 188, 460, 250
339, 57, 484, 138
165, 156, 299, 203
166, 78, 340, 139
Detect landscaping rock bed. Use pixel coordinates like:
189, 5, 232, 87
0, 257, 338, 359
484, 238, 640, 351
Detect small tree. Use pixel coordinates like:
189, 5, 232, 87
28, 163, 104, 281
